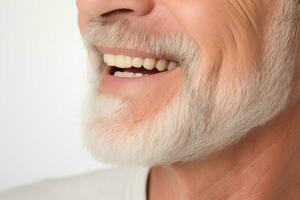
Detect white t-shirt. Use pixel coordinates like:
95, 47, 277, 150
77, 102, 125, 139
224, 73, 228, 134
0, 167, 150, 200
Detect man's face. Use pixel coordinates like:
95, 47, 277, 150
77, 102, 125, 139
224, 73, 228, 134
77, 0, 298, 165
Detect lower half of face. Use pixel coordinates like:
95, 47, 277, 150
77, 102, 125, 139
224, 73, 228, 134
81, 0, 298, 166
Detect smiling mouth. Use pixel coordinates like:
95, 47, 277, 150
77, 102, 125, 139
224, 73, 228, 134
103, 53, 179, 78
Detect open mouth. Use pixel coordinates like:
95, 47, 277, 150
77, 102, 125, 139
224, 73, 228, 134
103, 53, 179, 78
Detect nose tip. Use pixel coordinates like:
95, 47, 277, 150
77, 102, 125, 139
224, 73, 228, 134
77, 0, 155, 23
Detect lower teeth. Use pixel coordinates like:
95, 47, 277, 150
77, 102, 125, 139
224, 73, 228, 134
114, 71, 144, 78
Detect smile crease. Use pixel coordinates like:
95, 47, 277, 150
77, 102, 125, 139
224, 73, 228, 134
103, 53, 179, 78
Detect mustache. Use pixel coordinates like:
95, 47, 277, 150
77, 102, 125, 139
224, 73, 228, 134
82, 18, 200, 68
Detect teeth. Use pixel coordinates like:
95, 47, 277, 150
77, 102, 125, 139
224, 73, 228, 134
143, 58, 156, 70
132, 57, 144, 68
103, 54, 115, 66
113, 71, 123, 77
167, 61, 178, 71
103, 53, 179, 72
155, 59, 168, 71
124, 56, 132, 68
135, 73, 143, 77
113, 71, 144, 78
115, 55, 125, 68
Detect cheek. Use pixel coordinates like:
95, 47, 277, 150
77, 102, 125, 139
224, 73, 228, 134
78, 14, 89, 33
160, 0, 237, 79
160, 0, 264, 47
163, 2, 266, 50
160, 0, 267, 89
77, 0, 89, 33
160, 0, 229, 43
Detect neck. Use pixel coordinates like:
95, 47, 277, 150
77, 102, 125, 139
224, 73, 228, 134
148, 102, 300, 200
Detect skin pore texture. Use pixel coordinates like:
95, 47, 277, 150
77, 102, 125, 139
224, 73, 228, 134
77, 0, 300, 199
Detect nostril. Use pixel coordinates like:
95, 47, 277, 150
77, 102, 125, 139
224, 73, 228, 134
101, 8, 134, 18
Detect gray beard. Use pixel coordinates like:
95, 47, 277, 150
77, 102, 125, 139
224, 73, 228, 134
82, 0, 298, 166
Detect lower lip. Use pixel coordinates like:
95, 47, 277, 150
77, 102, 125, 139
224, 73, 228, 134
99, 65, 182, 94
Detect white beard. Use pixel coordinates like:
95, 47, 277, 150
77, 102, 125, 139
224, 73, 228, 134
82, 1, 298, 166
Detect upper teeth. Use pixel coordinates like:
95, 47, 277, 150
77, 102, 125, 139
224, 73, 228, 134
103, 53, 179, 72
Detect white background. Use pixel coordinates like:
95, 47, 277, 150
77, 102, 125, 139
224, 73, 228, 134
0, 0, 108, 190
